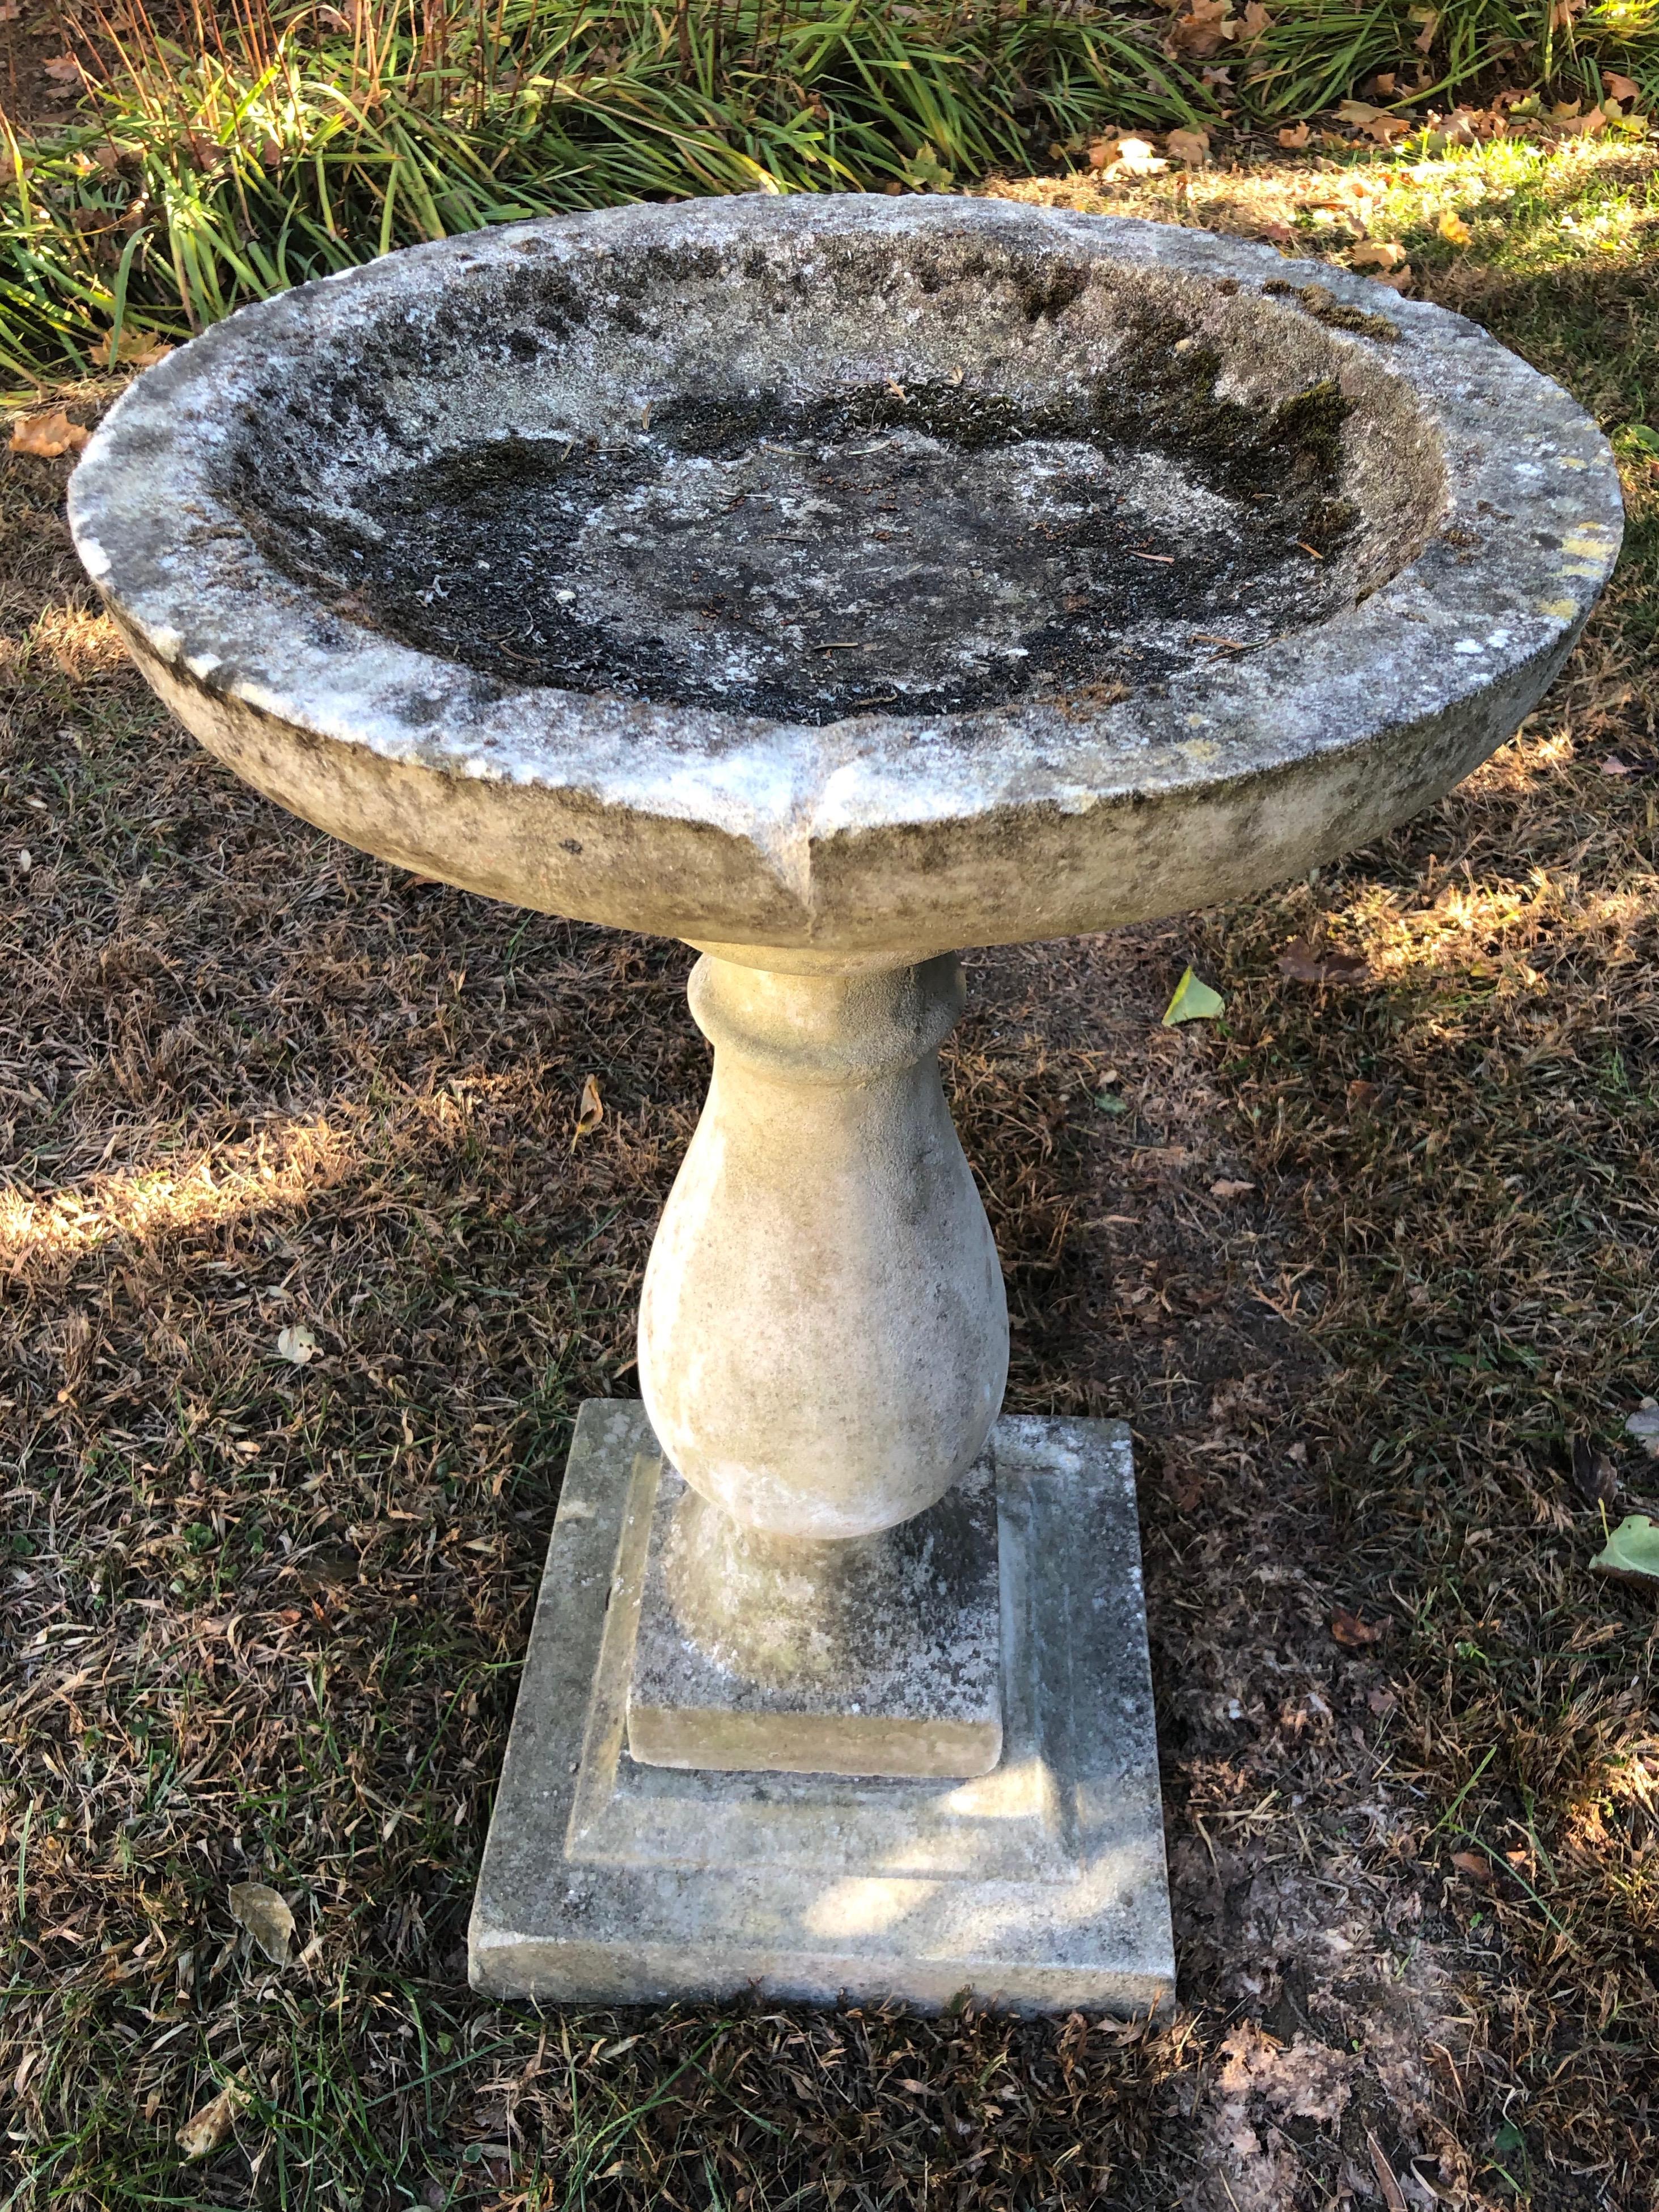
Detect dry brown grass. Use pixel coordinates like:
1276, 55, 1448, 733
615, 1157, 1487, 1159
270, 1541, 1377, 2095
3, 148, 1658, 2211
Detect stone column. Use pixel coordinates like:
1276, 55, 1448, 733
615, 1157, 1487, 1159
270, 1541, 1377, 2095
630, 948, 1012, 1778
638, 949, 1009, 1541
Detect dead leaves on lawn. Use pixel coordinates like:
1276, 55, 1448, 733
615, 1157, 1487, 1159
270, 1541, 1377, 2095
573, 1071, 604, 1147
1277, 939, 1371, 986
1330, 1605, 1387, 1649
228, 1881, 295, 1967
10, 409, 90, 459
176, 2074, 248, 2160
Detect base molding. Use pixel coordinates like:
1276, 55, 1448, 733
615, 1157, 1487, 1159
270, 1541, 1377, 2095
468, 1401, 1174, 2014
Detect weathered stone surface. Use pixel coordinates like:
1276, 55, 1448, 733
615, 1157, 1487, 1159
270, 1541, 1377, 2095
626, 1455, 1003, 1779
70, 196, 1622, 962
469, 1401, 1174, 2012
640, 951, 1008, 1540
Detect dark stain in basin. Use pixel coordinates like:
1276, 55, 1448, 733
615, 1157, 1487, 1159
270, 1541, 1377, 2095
246, 368, 1360, 725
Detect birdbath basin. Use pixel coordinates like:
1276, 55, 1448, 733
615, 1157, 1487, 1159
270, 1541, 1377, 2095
71, 194, 1621, 2010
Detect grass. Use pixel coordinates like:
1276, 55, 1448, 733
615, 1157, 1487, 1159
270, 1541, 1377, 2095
2, 127, 1659, 2212
5, 0, 1659, 382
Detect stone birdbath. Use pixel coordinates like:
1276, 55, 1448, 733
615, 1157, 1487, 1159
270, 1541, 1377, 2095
70, 196, 1620, 2011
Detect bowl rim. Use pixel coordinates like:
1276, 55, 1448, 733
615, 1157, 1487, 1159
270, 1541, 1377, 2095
69, 192, 1623, 879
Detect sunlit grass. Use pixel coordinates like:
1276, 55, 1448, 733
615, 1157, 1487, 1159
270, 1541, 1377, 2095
4, 0, 1659, 384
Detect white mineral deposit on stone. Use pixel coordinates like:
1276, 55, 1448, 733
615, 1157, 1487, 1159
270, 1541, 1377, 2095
70, 193, 1622, 2012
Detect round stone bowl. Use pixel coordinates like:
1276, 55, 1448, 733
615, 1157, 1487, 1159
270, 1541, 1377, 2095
68, 194, 1621, 964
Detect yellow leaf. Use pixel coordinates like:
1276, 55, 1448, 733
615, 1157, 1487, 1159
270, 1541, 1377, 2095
1350, 239, 1406, 269
1437, 210, 1473, 247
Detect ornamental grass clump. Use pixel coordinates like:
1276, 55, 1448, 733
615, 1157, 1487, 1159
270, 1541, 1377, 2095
4, 0, 1659, 384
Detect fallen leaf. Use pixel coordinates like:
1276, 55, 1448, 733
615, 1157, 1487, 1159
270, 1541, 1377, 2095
1209, 1178, 1255, 1199
10, 409, 89, 458
228, 1881, 295, 1965
572, 1072, 604, 1146
1277, 122, 1312, 149
1166, 0, 1234, 57
1438, 210, 1474, 247
275, 1322, 319, 1365
1371, 266, 1415, 295
1625, 1404, 1659, 1456
105, 324, 172, 368
1115, 135, 1168, 176
1277, 938, 1369, 985
177, 2074, 247, 2160
1413, 9, 1440, 49
1335, 101, 1412, 143
0, 3, 22, 20
1162, 967, 1225, 1026
1604, 71, 1640, 103
41, 52, 83, 83
1167, 125, 1211, 166
1350, 239, 1407, 270
1450, 1849, 1492, 1885
1241, 2, 1273, 33
1568, 1435, 1618, 1507
1095, 1089, 1129, 1116
1590, 1513, 1659, 1588
1335, 99, 1391, 129
1330, 1605, 1385, 1648
1256, 219, 1296, 245
1368, 2130, 1410, 2212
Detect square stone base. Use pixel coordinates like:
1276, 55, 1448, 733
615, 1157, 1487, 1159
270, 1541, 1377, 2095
627, 1456, 1004, 1779
469, 1401, 1174, 2014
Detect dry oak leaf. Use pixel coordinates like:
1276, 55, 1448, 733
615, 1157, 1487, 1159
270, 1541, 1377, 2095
1278, 121, 1312, 148
1166, 0, 1235, 57
1210, 1178, 1255, 1200
1336, 99, 1412, 143
229, 1880, 295, 1965
105, 324, 172, 368
1450, 1849, 1491, 1885
10, 408, 88, 458
1350, 239, 1407, 270
1167, 125, 1211, 166
177, 2074, 248, 2160
1438, 209, 1474, 246
1277, 938, 1369, 984
1604, 71, 1641, 103
573, 1072, 604, 1146
1569, 1434, 1618, 1508
1330, 1605, 1385, 1648
41, 52, 83, 82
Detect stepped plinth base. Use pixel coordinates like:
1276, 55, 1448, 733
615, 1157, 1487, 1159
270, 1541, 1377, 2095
469, 1401, 1174, 2014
